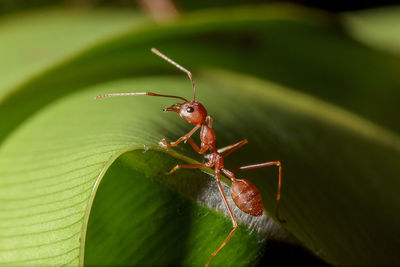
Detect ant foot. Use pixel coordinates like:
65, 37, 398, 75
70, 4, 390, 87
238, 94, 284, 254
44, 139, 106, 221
158, 170, 174, 176
158, 138, 169, 148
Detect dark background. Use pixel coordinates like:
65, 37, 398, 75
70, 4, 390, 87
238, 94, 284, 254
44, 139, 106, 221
1, 0, 399, 15
291, 0, 400, 11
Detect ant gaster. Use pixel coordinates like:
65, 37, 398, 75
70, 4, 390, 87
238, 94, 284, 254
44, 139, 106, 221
95, 48, 284, 267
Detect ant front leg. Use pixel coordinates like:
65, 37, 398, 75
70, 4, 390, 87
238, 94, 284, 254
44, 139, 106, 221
165, 134, 209, 155
186, 138, 201, 153
206, 115, 213, 127
159, 124, 201, 148
232, 161, 285, 223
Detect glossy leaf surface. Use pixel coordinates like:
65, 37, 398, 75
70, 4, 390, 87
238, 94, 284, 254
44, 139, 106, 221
0, 4, 400, 266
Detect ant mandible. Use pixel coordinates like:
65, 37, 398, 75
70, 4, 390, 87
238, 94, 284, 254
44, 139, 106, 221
95, 48, 284, 266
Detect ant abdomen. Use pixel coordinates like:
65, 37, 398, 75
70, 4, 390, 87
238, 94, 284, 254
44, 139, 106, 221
231, 179, 263, 216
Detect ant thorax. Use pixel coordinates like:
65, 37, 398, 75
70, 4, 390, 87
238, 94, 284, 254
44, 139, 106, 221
205, 151, 224, 168
200, 123, 216, 146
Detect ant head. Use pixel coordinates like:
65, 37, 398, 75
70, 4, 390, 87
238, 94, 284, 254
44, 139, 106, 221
164, 101, 207, 125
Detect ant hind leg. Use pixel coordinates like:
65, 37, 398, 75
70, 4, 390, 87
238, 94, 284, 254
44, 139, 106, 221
231, 161, 285, 223
206, 171, 238, 267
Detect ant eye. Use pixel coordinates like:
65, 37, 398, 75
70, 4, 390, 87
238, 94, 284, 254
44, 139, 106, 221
186, 107, 194, 113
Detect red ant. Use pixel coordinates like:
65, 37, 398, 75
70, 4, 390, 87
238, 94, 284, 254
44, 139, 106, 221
95, 48, 284, 266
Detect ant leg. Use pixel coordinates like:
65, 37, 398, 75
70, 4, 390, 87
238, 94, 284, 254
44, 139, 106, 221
167, 136, 209, 156
205, 115, 213, 127
217, 139, 248, 158
164, 162, 212, 175
207, 171, 238, 267
187, 139, 211, 155
159, 124, 201, 148
231, 161, 285, 223
221, 168, 237, 182
186, 138, 201, 153
198, 144, 210, 154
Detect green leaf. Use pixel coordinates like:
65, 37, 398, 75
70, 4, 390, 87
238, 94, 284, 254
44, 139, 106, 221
343, 6, 400, 55
2, 4, 400, 147
1, 71, 400, 265
84, 150, 268, 266
0, 6, 147, 98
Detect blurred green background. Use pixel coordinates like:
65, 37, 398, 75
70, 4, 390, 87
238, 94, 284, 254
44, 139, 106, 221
0, 1, 400, 266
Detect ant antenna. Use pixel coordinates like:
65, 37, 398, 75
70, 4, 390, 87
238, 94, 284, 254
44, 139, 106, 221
94, 92, 188, 102
151, 48, 196, 101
